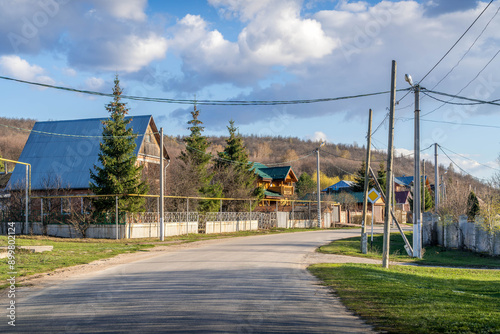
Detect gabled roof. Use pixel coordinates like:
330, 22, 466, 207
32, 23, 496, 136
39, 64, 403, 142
252, 163, 298, 182
323, 180, 355, 192
395, 191, 411, 204
395, 175, 428, 187
8, 115, 163, 191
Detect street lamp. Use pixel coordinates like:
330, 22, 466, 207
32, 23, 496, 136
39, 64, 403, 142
316, 141, 325, 228
405, 73, 422, 258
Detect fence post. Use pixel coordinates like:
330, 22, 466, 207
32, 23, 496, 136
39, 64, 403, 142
40, 198, 43, 227
115, 196, 119, 240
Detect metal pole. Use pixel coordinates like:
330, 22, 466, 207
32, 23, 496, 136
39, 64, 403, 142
371, 202, 374, 250
434, 143, 439, 211
41, 198, 43, 226
115, 196, 119, 240
383, 60, 397, 268
316, 147, 321, 228
25, 165, 29, 234
160, 128, 165, 241
413, 84, 422, 258
361, 109, 372, 253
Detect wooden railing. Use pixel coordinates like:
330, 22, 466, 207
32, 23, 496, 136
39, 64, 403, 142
268, 185, 294, 196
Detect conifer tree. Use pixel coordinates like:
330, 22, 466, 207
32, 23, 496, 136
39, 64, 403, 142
352, 161, 374, 192
296, 172, 315, 197
216, 120, 260, 211
467, 191, 480, 221
377, 162, 387, 194
89, 76, 148, 212
179, 104, 222, 212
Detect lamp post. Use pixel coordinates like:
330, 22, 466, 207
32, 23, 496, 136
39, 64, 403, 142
316, 141, 325, 228
405, 74, 422, 258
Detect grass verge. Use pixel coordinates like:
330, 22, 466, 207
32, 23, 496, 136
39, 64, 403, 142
309, 263, 500, 334
318, 232, 500, 268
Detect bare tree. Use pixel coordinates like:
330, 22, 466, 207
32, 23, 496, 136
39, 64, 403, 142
66, 198, 95, 238
437, 177, 470, 223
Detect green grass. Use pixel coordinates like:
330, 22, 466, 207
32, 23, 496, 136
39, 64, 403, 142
0, 226, 330, 289
318, 232, 500, 268
309, 263, 500, 334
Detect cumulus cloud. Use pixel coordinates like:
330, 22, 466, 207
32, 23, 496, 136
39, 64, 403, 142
0, 55, 54, 85
90, 0, 148, 21
84, 77, 105, 91
310, 131, 329, 143
68, 33, 167, 73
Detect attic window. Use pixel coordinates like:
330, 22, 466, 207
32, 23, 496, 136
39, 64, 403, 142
146, 133, 151, 143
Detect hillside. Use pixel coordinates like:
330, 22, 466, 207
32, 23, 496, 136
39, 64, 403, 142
0, 116, 486, 194
0, 117, 36, 169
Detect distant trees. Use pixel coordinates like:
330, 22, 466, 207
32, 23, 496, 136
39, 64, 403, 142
89, 76, 148, 212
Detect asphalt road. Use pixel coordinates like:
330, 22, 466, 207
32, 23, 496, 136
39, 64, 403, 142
5, 229, 376, 333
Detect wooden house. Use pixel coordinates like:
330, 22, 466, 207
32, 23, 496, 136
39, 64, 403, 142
252, 163, 298, 205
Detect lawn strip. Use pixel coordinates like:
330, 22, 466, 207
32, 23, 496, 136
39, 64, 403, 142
309, 263, 500, 334
318, 232, 500, 268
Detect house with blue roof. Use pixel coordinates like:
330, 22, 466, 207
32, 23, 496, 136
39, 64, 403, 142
322, 180, 356, 193
8, 115, 168, 192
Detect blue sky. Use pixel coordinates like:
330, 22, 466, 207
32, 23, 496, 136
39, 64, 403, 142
0, 0, 499, 180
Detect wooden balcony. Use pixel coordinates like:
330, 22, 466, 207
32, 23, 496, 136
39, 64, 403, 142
268, 185, 294, 196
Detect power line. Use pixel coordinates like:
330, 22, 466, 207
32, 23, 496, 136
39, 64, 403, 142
438, 145, 488, 181
438, 144, 500, 172
397, 117, 500, 129
418, 0, 495, 86
430, 4, 500, 91
421, 47, 500, 116
397, 0, 495, 106
0, 75, 410, 106
424, 89, 500, 107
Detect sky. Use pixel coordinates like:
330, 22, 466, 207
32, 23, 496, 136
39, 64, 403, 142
0, 0, 500, 180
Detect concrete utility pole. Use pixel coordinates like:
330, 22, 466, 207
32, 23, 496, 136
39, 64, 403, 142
413, 84, 422, 258
316, 142, 325, 228
434, 143, 439, 211
383, 60, 397, 269
160, 127, 165, 241
361, 109, 372, 254
422, 159, 425, 213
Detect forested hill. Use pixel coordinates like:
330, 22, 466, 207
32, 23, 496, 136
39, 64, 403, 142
0, 116, 483, 192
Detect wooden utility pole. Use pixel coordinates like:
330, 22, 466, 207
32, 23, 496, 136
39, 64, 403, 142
361, 109, 372, 254
383, 60, 397, 268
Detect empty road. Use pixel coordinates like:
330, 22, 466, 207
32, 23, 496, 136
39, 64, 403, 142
4, 229, 376, 333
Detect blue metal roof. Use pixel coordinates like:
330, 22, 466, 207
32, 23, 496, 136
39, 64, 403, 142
8, 115, 152, 190
322, 180, 355, 192
395, 175, 427, 187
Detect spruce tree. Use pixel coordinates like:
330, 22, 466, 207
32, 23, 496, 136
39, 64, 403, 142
467, 191, 480, 221
89, 76, 148, 212
216, 120, 260, 211
352, 161, 374, 192
296, 172, 316, 197
377, 162, 387, 194
179, 104, 222, 212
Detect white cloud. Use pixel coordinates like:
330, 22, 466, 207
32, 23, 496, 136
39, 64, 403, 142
84, 77, 105, 91
0, 55, 54, 85
62, 67, 77, 77
310, 131, 329, 143
69, 32, 168, 73
90, 0, 148, 21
